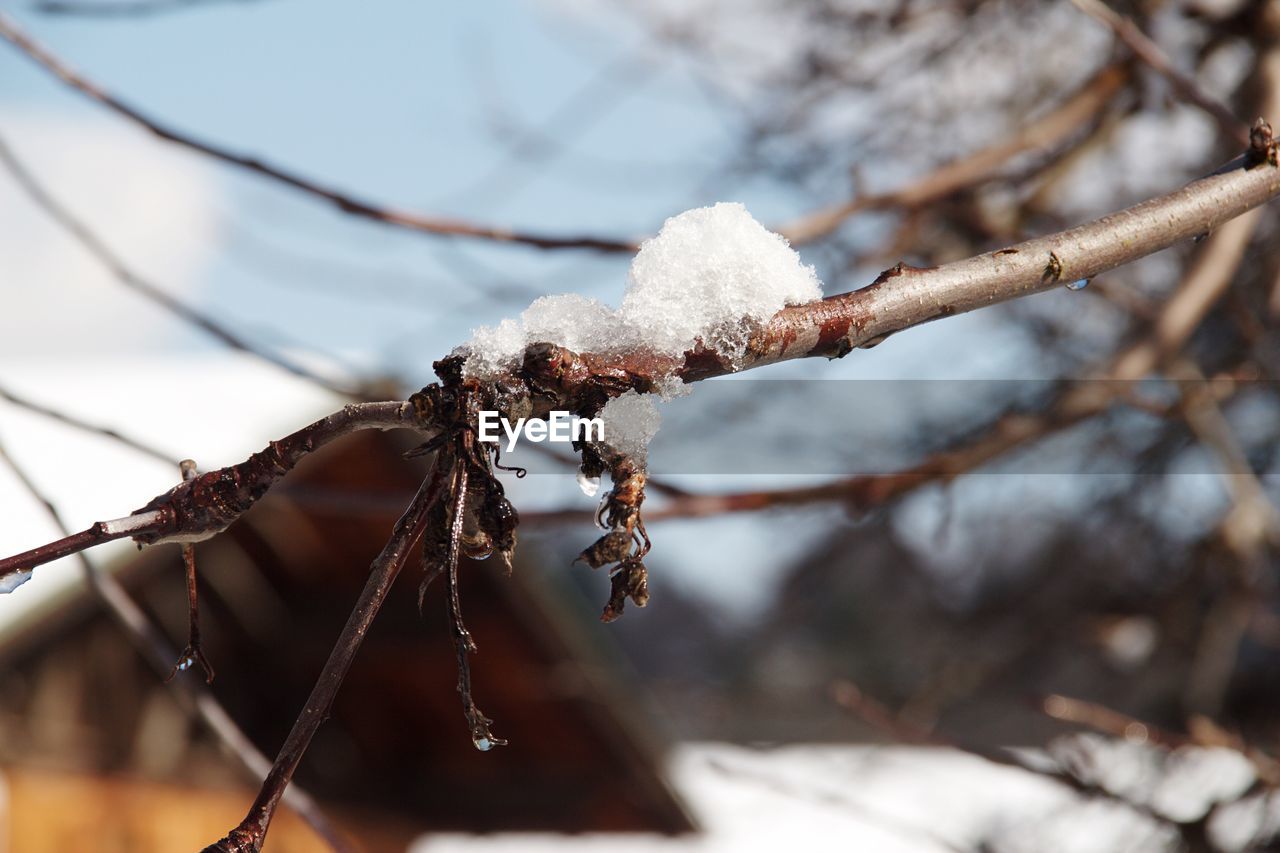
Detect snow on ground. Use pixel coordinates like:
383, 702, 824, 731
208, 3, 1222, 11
410, 741, 1274, 852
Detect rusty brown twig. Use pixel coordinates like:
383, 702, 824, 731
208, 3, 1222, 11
0, 400, 414, 584
414, 373, 511, 750
202, 462, 448, 853
165, 460, 216, 685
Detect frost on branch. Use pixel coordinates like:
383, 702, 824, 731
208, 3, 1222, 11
597, 390, 661, 464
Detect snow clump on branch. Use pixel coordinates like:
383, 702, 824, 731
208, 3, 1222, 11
462, 202, 823, 380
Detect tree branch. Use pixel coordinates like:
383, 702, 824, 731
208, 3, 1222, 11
1042, 693, 1280, 787
728, 129, 1278, 377
0, 511, 162, 590
202, 463, 447, 853
517, 127, 1278, 398
0, 400, 415, 584
777, 62, 1130, 244
531, 162, 1272, 527
1172, 358, 1279, 560
831, 679, 1180, 829
1, 127, 1276, 590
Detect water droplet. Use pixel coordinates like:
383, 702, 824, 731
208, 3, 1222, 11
177, 657, 193, 672
576, 469, 600, 497
595, 493, 612, 530
472, 735, 493, 752
1193, 232, 1209, 244
1065, 279, 1089, 291
0, 570, 33, 594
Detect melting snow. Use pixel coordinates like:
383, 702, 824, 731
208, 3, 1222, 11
0, 571, 32, 594
598, 391, 662, 462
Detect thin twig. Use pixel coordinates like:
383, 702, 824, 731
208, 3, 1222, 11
831, 680, 1177, 827
0, 381, 181, 467
0, 10, 1131, 256
165, 459, 216, 684
1172, 359, 1279, 559
0, 433, 353, 853
0, 510, 165, 588
1041, 694, 1188, 750
441, 448, 504, 750
0, 133, 362, 398
34, 0, 264, 17
203, 462, 448, 853
1170, 358, 1276, 718
1070, 0, 1250, 147
0, 13, 638, 254
1041, 693, 1280, 787
778, 63, 1129, 244
0, 400, 414, 585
